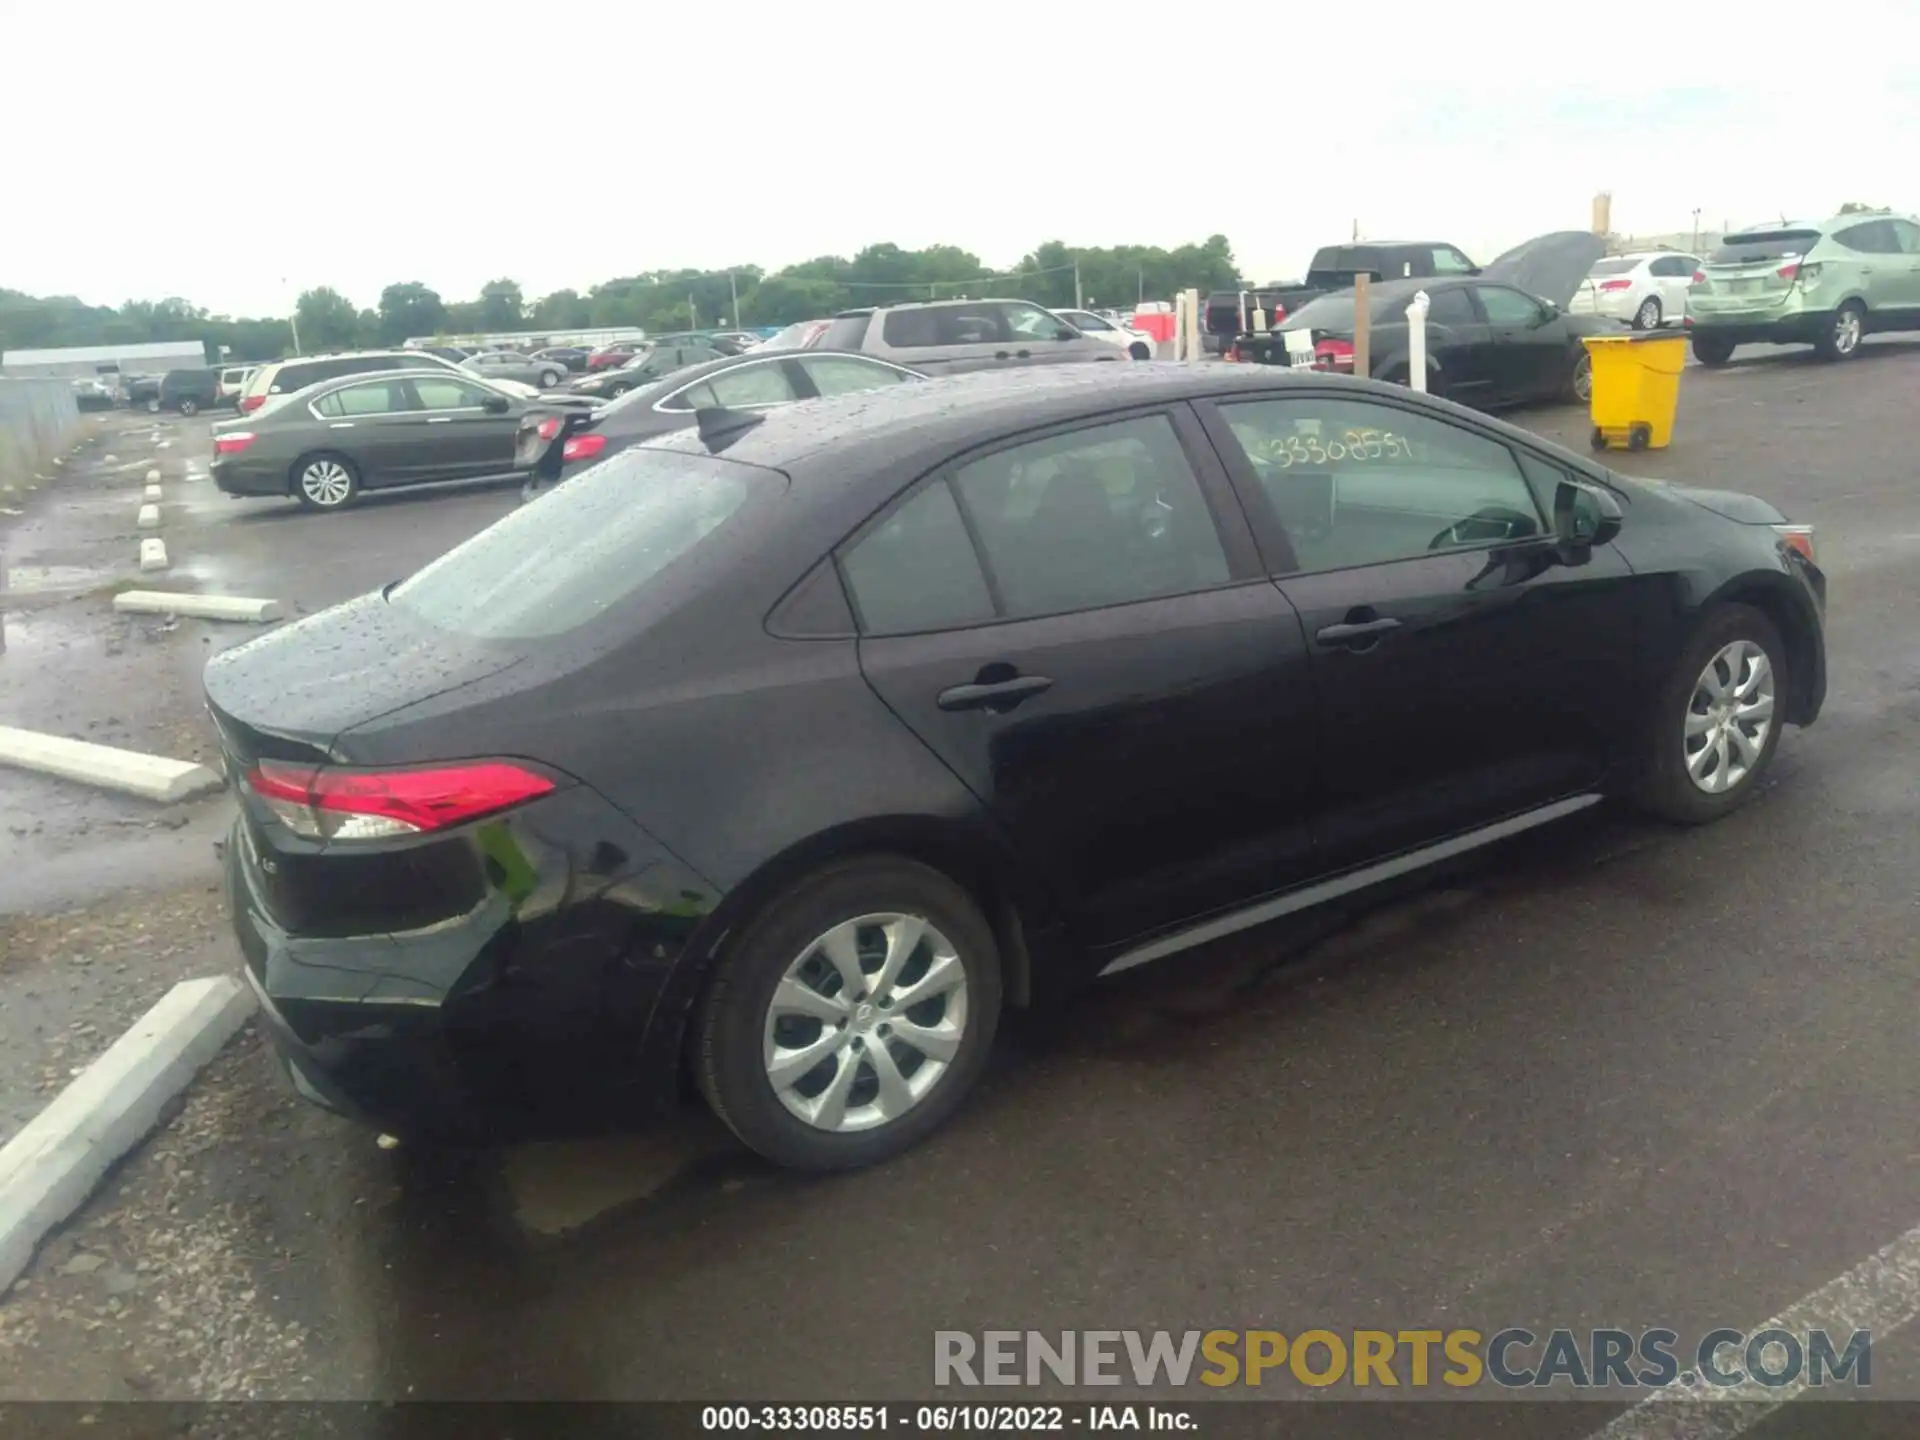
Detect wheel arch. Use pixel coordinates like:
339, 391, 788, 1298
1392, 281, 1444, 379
659, 815, 1060, 1101
1701, 572, 1822, 725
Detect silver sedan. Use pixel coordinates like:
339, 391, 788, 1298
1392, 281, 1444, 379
460, 350, 568, 390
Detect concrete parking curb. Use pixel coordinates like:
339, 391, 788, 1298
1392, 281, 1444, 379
0, 976, 254, 1293
114, 591, 282, 623
145, 468, 160, 484
143, 484, 162, 502
136, 503, 160, 529
0, 725, 223, 802
139, 538, 169, 572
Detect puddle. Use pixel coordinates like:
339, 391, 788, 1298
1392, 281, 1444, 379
1, 563, 113, 597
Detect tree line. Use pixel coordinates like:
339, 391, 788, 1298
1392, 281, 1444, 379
0, 237, 1243, 364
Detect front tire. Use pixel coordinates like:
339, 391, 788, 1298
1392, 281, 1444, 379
608, 382, 631, 397
1691, 333, 1736, 367
1813, 300, 1865, 360
1128, 341, 1151, 360
292, 453, 360, 511
538, 370, 559, 388
1567, 349, 1594, 404
178, 397, 199, 416
1635, 604, 1787, 825
1633, 296, 1662, 331
696, 857, 1003, 1171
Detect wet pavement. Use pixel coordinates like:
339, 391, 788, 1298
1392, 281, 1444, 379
2, 344, 1919, 1432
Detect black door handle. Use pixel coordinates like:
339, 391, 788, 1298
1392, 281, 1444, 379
1014, 349, 1031, 359
994, 350, 1012, 360
1315, 616, 1402, 647
937, 675, 1054, 712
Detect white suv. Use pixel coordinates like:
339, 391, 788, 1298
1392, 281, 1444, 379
1569, 251, 1701, 331
1051, 307, 1156, 360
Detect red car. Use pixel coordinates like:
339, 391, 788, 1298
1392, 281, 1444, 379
586, 343, 644, 371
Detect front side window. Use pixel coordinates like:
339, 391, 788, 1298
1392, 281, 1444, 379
1430, 246, 1476, 274
1476, 286, 1547, 326
1000, 302, 1076, 340
951, 414, 1229, 620
840, 480, 995, 635
800, 355, 915, 397
1064, 310, 1114, 331
411, 376, 493, 410
1216, 397, 1544, 573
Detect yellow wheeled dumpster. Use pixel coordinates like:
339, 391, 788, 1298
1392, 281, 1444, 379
1583, 332, 1687, 452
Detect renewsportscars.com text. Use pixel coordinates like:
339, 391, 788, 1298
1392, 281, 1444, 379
934, 1328, 1872, 1390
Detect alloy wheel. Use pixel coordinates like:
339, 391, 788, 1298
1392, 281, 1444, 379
299, 459, 354, 508
1683, 639, 1775, 795
1834, 307, 1862, 355
1572, 353, 1594, 403
762, 912, 969, 1134
1636, 298, 1660, 330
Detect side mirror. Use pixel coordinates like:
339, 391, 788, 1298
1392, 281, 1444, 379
482, 394, 511, 414
1554, 480, 1623, 555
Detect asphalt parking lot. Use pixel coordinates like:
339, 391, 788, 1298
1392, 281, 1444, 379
2, 341, 1919, 1431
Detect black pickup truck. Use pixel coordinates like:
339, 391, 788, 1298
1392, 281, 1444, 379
1203, 240, 1479, 351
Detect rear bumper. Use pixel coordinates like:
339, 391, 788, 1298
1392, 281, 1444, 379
223, 786, 723, 1138
1568, 291, 1641, 323
1685, 303, 1826, 345
211, 457, 286, 497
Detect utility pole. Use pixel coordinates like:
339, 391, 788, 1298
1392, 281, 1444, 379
688, 294, 698, 331
1137, 268, 1144, 304
729, 271, 740, 326
1691, 208, 1702, 252
1074, 259, 1083, 310
1351, 217, 1359, 242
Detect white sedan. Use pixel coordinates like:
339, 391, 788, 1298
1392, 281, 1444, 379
1568, 251, 1701, 331
1053, 307, 1157, 359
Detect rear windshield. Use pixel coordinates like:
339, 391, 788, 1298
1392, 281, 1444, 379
1587, 258, 1639, 277
389, 448, 764, 641
1280, 290, 1411, 332
1710, 229, 1821, 264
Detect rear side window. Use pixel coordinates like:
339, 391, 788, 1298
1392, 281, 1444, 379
1834, 220, 1896, 254
1429, 246, 1476, 274
840, 482, 994, 635
1588, 258, 1639, 277
816, 315, 872, 349
1710, 229, 1821, 264
391, 450, 761, 641
799, 355, 915, 397
1425, 288, 1477, 324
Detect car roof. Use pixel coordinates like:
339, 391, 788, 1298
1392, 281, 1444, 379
646, 362, 1329, 478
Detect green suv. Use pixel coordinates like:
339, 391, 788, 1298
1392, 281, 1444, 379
1686, 212, 1920, 365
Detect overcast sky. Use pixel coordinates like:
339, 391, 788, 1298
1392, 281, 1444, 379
8, 1, 1915, 317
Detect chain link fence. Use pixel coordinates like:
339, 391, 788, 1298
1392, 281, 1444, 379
0, 379, 80, 496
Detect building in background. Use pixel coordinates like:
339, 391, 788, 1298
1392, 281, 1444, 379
0, 339, 209, 381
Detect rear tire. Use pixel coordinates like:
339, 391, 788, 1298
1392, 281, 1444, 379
1812, 300, 1865, 360
1634, 603, 1788, 825
608, 382, 631, 396
1691, 333, 1736, 367
1633, 296, 1662, 331
292, 452, 360, 511
538, 370, 559, 388
696, 856, 1002, 1171
178, 397, 199, 417
1128, 341, 1151, 360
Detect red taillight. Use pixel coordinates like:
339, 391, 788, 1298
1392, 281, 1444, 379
1777, 262, 1799, 280
561, 432, 606, 464
1315, 337, 1355, 371
535, 416, 562, 441
1598, 279, 1633, 293
1691, 271, 1706, 285
239, 394, 265, 412
246, 759, 555, 841
213, 432, 256, 456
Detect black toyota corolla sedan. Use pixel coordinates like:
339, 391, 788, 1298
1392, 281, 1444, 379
205, 363, 1826, 1169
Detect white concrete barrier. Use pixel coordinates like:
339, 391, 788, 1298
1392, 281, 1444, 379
114, 591, 282, 623
138, 538, 169, 572
143, 483, 162, 502
0, 977, 254, 1292
136, 503, 160, 528
0, 725, 223, 802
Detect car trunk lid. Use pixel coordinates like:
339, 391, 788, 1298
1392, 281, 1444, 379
1696, 228, 1821, 301
203, 590, 525, 773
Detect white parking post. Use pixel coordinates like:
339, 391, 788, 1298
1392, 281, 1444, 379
1183, 288, 1203, 361
1406, 289, 1431, 393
